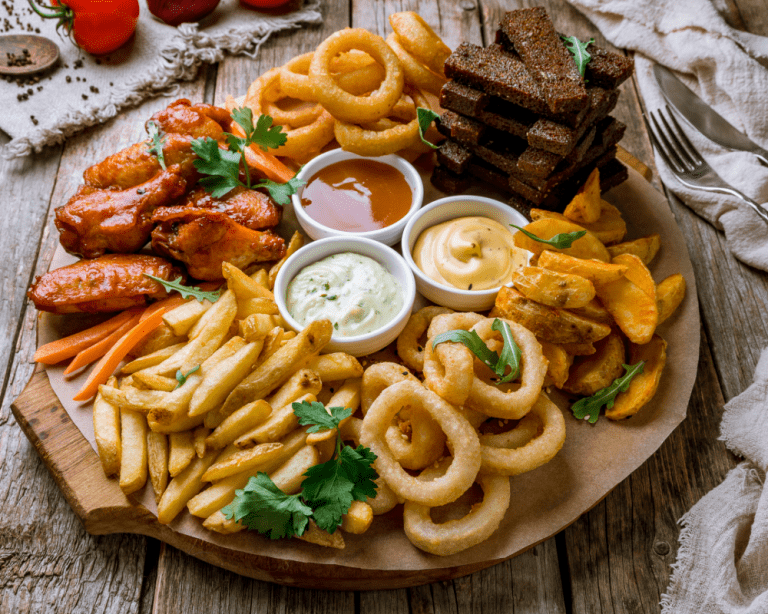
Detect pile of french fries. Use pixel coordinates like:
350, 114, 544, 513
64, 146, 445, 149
91, 232, 370, 548
491, 169, 686, 419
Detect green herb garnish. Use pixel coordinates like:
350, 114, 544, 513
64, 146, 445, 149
570, 361, 645, 424
432, 318, 522, 384
146, 121, 167, 170
143, 275, 222, 303
416, 107, 440, 150
511, 224, 587, 249
174, 366, 200, 390
561, 35, 594, 79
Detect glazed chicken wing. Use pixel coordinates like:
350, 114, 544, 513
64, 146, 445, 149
151, 208, 286, 280
182, 186, 282, 230
147, 99, 233, 140
28, 254, 184, 314
56, 166, 187, 258
83, 133, 199, 190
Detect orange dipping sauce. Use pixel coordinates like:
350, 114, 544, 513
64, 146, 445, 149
300, 159, 413, 232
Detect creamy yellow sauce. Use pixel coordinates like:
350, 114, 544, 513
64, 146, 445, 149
286, 253, 403, 337
413, 217, 529, 290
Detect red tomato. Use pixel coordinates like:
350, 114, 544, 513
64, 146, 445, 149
147, 0, 220, 26
239, 0, 292, 9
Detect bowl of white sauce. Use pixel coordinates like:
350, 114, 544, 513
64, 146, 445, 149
274, 236, 416, 356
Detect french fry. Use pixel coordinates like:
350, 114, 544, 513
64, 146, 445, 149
187, 290, 237, 341
297, 520, 345, 549
491, 286, 611, 344
563, 331, 626, 396
221, 320, 332, 417
168, 431, 195, 477
235, 393, 316, 447
202, 510, 241, 534
268, 444, 320, 494
122, 343, 185, 374
341, 500, 373, 534
511, 266, 595, 309
306, 379, 361, 445
148, 413, 205, 434
98, 385, 168, 413
205, 399, 272, 450
162, 299, 211, 337
93, 376, 121, 477
656, 274, 686, 325
194, 426, 210, 458
267, 370, 323, 412
237, 297, 279, 320
563, 167, 601, 223
201, 442, 284, 482
595, 277, 658, 345
538, 341, 573, 389
128, 323, 184, 359
607, 234, 661, 265
306, 353, 364, 382
157, 449, 218, 524
611, 253, 656, 299
188, 471, 253, 519
607, 334, 667, 420
252, 268, 270, 289
130, 372, 177, 392
147, 431, 169, 502
513, 219, 610, 262
269, 231, 304, 288
223, 261, 274, 301
239, 314, 275, 343
257, 327, 284, 364
538, 250, 629, 286
119, 408, 148, 495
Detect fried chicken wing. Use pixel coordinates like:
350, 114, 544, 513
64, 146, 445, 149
147, 99, 233, 140
28, 254, 184, 314
83, 133, 199, 190
181, 186, 282, 230
56, 166, 187, 258
151, 208, 286, 280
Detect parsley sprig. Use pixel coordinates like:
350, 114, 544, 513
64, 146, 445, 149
222, 400, 378, 537
571, 361, 645, 423
191, 107, 303, 205
433, 318, 522, 384
143, 275, 222, 303
146, 121, 167, 170
511, 224, 587, 249
561, 35, 594, 79
416, 107, 440, 150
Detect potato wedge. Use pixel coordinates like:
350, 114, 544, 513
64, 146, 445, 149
567, 298, 614, 327
657, 274, 686, 325
538, 250, 628, 285
563, 167, 601, 223
538, 340, 573, 389
607, 234, 661, 265
563, 331, 626, 396
559, 342, 596, 356
606, 334, 667, 420
93, 376, 121, 477
511, 266, 595, 309
611, 253, 656, 299
513, 219, 610, 262
595, 277, 658, 345
534, 201, 627, 246
491, 286, 611, 344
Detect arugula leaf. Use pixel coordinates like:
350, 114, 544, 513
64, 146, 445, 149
191, 137, 243, 198
254, 175, 305, 206
510, 224, 587, 249
561, 35, 594, 79
221, 473, 312, 539
416, 107, 440, 150
174, 366, 200, 390
570, 361, 646, 424
293, 400, 352, 433
143, 275, 223, 303
146, 121, 167, 170
432, 318, 523, 384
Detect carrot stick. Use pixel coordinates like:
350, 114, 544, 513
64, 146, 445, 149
63, 312, 143, 375
140, 296, 188, 321
34, 311, 136, 365
244, 144, 296, 184
73, 308, 168, 402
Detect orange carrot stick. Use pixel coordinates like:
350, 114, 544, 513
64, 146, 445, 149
244, 144, 296, 183
140, 295, 188, 321
73, 308, 168, 402
63, 312, 143, 375
33, 311, 136, 365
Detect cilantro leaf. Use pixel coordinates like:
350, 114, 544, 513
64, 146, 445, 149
174, 366, 200, 390
570, 361, 646, 424
301, 460, 355, 533
339, 445, 379, 502
146, 121, 167, 170
250, 113, 288, 151
510, 224, 587, 249
231, 107, 256, 144
416, 107, 440, 150
191, 137, 243, 198
222, 473, 312, 539
143, 275, 222, 303
254, 175, 305, 206
432, 318, 522, 385
293, 400, 352, 433
561, 35, 594, 79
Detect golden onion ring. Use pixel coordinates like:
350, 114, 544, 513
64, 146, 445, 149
386, 33, 446, 96
397, 306, 453, 372
479, 412, 540, 449
389, 11, 451, 76
423, 339, 474, 407
279, 52, 317, 102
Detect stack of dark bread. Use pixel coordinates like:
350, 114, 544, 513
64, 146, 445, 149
431, 7, 634, 215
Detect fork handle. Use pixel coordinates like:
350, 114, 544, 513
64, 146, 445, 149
754, 150, 768, 167
727, 187, 768, 225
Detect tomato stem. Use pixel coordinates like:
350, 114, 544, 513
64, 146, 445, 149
27, 0, 68, 20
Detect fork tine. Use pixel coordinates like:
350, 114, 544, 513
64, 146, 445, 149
643, 113, 677, 171
648, 111, 687, 173
663, 107, 703, 165
656, 108, 697, 170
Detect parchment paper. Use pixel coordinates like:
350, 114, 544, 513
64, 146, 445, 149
38, 165, 700, 572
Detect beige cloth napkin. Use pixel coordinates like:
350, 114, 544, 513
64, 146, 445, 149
0, 0, 322, 158
565, 0, 768, 271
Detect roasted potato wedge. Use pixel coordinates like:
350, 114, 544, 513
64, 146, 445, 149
595, 277, 658, 345
606, 334, 667, 420
533, 201, 627, 246
537, 250, 628, 285
563, 167, 601, 223
563, 331, 625, 396
567, 298, 614, 327
611, 253, 656, 299
656, 274, 686, 325
511, 266, 595, 309
538, 340, 573, 389
513, 219, 611, 262
607, 234, 661, 265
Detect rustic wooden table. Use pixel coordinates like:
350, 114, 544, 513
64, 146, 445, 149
2, 0, 765, 611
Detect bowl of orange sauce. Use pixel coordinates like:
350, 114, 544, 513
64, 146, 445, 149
290, 150, 424, 246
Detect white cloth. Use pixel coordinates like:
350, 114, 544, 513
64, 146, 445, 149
0, 0, 322, 158
566, 0, 768, 271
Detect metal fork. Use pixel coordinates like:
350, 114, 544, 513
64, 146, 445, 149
646, 105, 768, 225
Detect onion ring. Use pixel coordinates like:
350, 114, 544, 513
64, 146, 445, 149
397, 306, 453, 372
361, 361, 420, 415
386, 33, 446, 96
426, 311, 485, 341
480, 393, 566, 476
360, 380, 481, 507
270, 109, 336, 161
479, 412, 539, 449
403, 463, 510, 556
309, 28, 404, 124
464, 318, 548, 420
423, 339, 474, 407
389, 11, 451, 76
279, 53, 317, 102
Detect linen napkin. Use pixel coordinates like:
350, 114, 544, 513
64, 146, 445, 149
565, 0, 768, 271
0, 0, 322, 158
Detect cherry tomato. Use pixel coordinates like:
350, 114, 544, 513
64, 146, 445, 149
147, 0, 221, 27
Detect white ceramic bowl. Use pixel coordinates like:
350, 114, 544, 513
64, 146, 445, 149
290, 149, 424, 246
401, 195, 530, 311
274, 236, 416, 357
